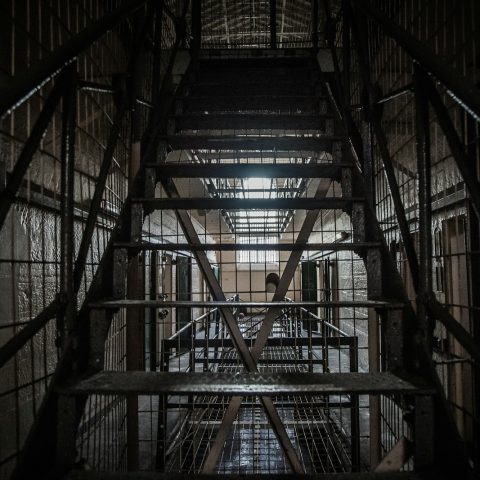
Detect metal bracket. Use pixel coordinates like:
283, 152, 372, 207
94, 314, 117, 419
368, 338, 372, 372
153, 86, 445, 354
113, 248, 128, 299
414, 395, 434, 469
130, 203, 143, 242
89, 309, 110, 370
366, 248, 382, 299
384, 308, 404, 370
56, 395, 80, 474
0, 160, 5, 193
351, 201, 366, 242
341, 167, 352, 197
144, 167, 157, 199
332, 140, 343, 163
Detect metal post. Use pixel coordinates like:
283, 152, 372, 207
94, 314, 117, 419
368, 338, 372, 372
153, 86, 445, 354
349, 337, 360, 470
59, 64, 77, 347
342, 2, 351, 109
191, 0, 201, 54
270, 0, 277, 49
156, 339, 169, 470
312, 0, 319, 50
149, 250, 158, 371
368, 309, 381, 467
414, 396, 434, 470
414, 64, 433, 350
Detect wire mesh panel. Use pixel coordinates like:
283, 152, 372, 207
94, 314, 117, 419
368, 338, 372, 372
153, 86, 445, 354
330, 0, 479, 471
0, 0, 180, 476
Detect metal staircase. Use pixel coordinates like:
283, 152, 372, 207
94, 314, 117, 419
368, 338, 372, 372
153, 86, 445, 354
47, 53, 437, 479
2, 2, 478, 480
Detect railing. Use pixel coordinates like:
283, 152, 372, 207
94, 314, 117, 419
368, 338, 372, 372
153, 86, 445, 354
162, 294, 240, 372
323, 0, 478, 474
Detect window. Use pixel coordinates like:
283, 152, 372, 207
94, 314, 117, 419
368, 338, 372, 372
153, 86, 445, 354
237, 236, 279, 264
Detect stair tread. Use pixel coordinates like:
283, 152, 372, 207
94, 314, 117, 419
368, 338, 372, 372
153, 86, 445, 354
58, 371, 434, 396
65, 471, 424, 479
130, 197, 363, 210
89, 299, 403, 309
145, 163, 350, 178
113, 241, 382, 251
179, 94, 325, 100
172, 114, 333, 131
162, 134, 340, 151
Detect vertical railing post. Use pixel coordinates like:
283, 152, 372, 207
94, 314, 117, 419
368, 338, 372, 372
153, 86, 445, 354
342, 1, 351, 110
312, 0, 319, 50
191, 0, 202, 54
414, 64, 433, 351
349, 336, 360, 470
270, 0, 277, 49
149, 250, 158, 371
156, 339, 169, 470
204, 311, 210, 371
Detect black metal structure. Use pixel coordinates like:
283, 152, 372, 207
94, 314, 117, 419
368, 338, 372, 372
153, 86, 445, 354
0, 1, 478, 479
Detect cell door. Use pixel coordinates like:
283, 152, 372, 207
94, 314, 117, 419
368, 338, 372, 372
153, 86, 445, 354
301, 260, 317, 331
176, 255, 192, 337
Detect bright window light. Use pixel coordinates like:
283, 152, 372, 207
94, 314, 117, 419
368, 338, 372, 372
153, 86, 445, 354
237, 236, 279, 264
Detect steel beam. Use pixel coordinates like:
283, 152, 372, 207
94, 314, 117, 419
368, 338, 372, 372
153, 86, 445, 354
114, 241, 380, 252
91, 299, 403, 309
414, 65, 433, 349
59, 64, 77, 341
355, 1, 480, 120
73, 105, 126, 293
151, 162, 347, 178
173, 113, 327, 132
182, 95, 322, 113
163, 335, 356, 349
0, 299, 59, 369
0, 74, 65, 230
133, 197, 358, 210
163, 135, 339, 151
422, 72, 480, 220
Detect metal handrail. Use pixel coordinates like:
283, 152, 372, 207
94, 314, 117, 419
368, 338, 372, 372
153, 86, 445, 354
283, 296, 348, 337
167, 293, 239, 342
298, 307, 348, 338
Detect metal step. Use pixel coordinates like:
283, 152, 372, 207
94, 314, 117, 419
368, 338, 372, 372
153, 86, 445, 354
172, 113, 333, 131
197, 56, 313, 69
188, 83, 317, 97
57, 371, 434, 397
113, 241, 381, 252
193, 65, 318, 84
131, 197, 362, 210
180, 95, 325, 113
146, 163, 349, 179
89, 300, 403, 310
162, 135, 340, 151
65, 471, 424, 479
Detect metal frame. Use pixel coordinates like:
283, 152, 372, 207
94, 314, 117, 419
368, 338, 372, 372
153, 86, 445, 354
1, 0, 478, 477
